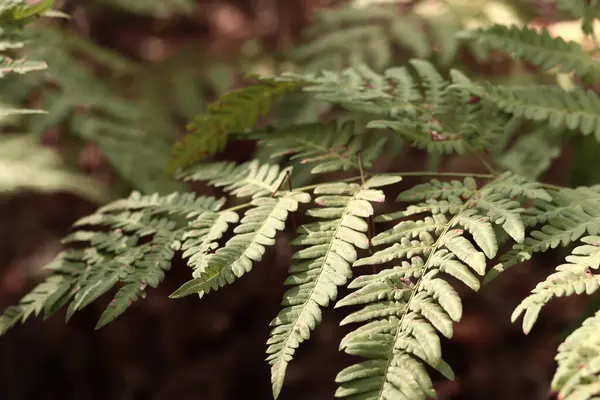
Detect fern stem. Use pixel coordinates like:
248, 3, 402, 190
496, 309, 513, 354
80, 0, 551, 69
539, 182, 565, 191
465, 142, 500, 175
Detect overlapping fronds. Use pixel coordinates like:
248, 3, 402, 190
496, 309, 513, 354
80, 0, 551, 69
266, 176, 400, 398
264, 60, 506, 154
0, 191, 225, 334
462, 24, 600, 81
252, 120, 387, 174
333, 173, 549, 398
170, 191, 310, 298
465, 83, 600, 141
551, 310, 600, 400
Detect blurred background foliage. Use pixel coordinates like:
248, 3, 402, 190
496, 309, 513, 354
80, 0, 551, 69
2, 0, 600, 399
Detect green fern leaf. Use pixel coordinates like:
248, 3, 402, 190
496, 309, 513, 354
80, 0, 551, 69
551, 310, 600, 400
0, 191, 226, 333
462, 24, 600, 80
0, 274, 74, 335
265, 61, 505, 155
512, 235, 600, 334
170, 191, 310, 299
267, 180, 395, 398
465, 84, 600, 141
334, 174, 545, 398
167, 79, 301, 175
182, 211, 240, 275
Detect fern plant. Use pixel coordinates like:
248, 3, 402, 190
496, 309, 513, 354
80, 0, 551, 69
6, 1, 600, 399
0, 0, 105, 200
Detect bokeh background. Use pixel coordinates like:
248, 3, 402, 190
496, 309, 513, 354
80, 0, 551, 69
1, 0, 599, 399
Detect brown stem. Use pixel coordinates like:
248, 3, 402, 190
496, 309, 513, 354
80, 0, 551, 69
270, 170, 290, 197
357, 152, 366, 186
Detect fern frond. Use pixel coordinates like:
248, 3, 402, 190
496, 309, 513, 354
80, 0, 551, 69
0, 191, 225, 332
266, 177, 399, 398
512, 235, 600, 334
466, 84, 600, 141
265, 61, 505, 154
486, 185, 600, 282
333, 173, 548, 398
551, 310, 600, 400
177, 160, 293, 199
170, 191, 311, 299
289, 4, 430, 72
167, 79, 302, 175
252, 121, 387, 174
3, 25, 182, 193
462, 24, 600, 80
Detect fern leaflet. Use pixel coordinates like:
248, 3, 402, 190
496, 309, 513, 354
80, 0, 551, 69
334, 173, 549, 398
462, 24, 600, 80
552, 310, 600, 400
267, 176, 400, 398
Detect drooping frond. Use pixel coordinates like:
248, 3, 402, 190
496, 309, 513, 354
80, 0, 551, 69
267, 176, 400, 399
0, 191, 226, 333
462, 24, 600, 81
551, 310, 600, 400
251, 121, 387, 174
170, 191, 311, 299
512, 236, 600, 334
167, 79, 302, 175
333, 173, 549, 399
465, 83, 600, 141
263, 61, 506, 154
